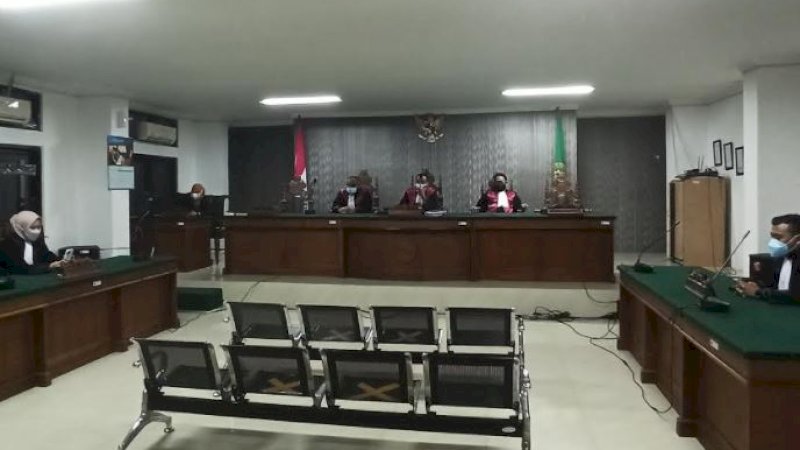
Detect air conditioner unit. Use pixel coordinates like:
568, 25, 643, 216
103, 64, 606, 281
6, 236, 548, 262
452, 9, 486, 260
0, 97, 33, 126
137, 121, 178, 145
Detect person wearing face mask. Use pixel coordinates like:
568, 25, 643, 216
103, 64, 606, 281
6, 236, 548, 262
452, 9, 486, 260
0, 211, 61, 274
399, 170, 442, 211
331, 176, 373, 214
188, 183, 206, 215
476, 173, 524, 213
173, 183, 209, 216
737, 214, 800, 302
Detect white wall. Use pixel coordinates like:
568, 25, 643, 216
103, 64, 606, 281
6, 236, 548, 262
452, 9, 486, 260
743, 66, 800, 258
0, 92, 128, 252
666, 94, 746, 271
135, 120, 229, 195
666, 105, 709, 182
706, 94, 745, 271
668, 65, 800, 273
1, 88, 228, 255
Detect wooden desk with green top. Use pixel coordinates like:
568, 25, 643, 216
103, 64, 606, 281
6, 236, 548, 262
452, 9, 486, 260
0, 257, 178, 401
618, 266, 800, 450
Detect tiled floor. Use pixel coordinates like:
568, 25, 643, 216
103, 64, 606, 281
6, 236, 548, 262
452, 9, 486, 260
0, 252, 703, 450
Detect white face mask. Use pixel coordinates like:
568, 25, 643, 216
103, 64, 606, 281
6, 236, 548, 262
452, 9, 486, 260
24, 227, 42, 242
191, 193, 202, 200
415, 183, 425, 189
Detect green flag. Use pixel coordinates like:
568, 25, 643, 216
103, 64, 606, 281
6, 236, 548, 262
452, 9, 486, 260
554, 114, 566, 170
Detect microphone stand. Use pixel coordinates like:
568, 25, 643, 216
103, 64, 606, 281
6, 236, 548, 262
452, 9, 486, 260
633, 221, 681, 273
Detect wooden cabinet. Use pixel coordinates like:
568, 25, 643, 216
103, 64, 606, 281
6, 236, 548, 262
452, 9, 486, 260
670, 177, 729, 268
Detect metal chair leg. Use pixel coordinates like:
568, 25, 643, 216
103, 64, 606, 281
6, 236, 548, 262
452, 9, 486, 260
118, 392, 173, 450
521, 417, 531, 450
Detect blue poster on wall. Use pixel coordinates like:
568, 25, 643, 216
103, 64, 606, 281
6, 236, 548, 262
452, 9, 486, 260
107, 135, 134, 190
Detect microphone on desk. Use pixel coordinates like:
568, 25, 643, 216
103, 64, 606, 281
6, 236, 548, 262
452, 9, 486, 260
633, 221, 681, 273
687, 230, 751, 313
709, 230, 751, 284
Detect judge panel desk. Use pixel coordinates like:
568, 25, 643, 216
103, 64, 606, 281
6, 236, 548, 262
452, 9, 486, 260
0, 257, 178, 401
619, 266, 800, 450
225, 213, 615, 282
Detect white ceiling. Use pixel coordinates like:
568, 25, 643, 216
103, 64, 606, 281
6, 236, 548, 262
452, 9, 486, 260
1, 0, 799, 122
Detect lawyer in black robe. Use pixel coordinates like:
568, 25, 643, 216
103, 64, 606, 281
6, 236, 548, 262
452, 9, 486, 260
0, 211, 60, 275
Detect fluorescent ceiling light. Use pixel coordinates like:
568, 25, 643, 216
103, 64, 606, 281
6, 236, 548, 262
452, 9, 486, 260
260, 95, 342, 106
7, 100, 20, 109
502, 85, 595, 97
0, 0, 132, 11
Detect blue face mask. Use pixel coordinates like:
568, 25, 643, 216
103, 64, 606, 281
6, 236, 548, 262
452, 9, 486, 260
768, 238, 790, 258
345, 187, 357, 195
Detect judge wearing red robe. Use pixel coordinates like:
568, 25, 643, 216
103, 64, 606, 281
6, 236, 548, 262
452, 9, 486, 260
476, 172, 523, 213
332, 176, 373, 213
399, 171, 443, 211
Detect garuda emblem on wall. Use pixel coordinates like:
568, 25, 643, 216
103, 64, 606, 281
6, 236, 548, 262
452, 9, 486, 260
415, 114, 444, 144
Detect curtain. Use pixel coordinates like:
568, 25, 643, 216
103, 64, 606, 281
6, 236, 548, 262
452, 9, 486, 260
305, 110, 577, 213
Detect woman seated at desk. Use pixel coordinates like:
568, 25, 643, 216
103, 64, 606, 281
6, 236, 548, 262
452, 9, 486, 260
0, 211, 62, 274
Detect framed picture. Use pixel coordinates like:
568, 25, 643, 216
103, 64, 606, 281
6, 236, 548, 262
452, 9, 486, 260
735, 146, 744, 176
713, 140, 723, 166
724, 142, 734, 170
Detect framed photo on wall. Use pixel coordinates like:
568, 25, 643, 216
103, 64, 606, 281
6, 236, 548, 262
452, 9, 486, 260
735, 146, 744, 176
713, 140, 723, 166
724, 142, 734, 170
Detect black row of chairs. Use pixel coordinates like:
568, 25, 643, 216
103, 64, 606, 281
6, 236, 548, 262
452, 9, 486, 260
228, 303, 517, 352
118, 306, 531, 450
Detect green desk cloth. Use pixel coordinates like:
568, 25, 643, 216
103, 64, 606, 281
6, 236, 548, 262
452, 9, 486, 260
620, 265, 800, 360
0, 256, 172, 303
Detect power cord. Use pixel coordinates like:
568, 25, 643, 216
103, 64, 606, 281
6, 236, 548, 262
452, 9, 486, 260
526, 307, 673, 415
583, 283, 619, 304
523, 306, 617, 322
584, 334, 673, 415
558, 317, 673, 415
239, 280, 262, 303
172, 281, 262, 332
173, 305, 226, 332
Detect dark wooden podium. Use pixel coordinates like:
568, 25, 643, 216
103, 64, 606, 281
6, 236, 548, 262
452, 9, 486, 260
225, 213, 615, 282
153, 217, 212, 272
0, 257, 178, 401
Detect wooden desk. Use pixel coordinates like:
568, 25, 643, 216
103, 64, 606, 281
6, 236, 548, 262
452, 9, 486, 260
153, 217, 212, 272
225, 214, 615, 282
0, 257, 178, 401
618, 266, 800, 450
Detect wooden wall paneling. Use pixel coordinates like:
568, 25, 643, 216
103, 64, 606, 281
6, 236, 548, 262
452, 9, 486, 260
0, 312, 37, 401
675, 337, 701, 437
154, 219, 211, 272
119, 275, 175, 339
225, 216, 615, 282
43, 291, 115, 378
696, 354, 750, 450
0, 260, 177, 400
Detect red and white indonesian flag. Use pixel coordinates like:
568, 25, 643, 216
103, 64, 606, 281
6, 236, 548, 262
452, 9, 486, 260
293, 119, 307, 184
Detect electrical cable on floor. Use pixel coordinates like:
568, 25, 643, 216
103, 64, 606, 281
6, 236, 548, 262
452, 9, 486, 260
553, 317, 674, 415
582, 283, 619, 304
171, 280, 262, 333
173, 305, 226, 331
523, 305, 617, 322
585, 337, 673, 415
239, 280, 262, 303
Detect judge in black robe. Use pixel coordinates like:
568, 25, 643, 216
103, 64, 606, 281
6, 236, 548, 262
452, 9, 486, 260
332, 176, 373, 213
